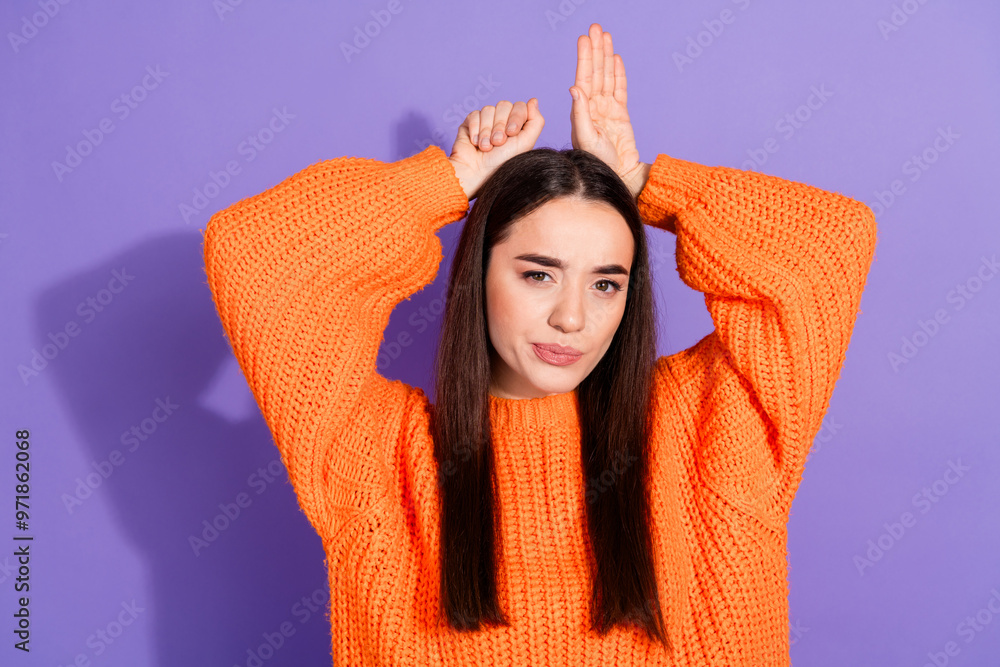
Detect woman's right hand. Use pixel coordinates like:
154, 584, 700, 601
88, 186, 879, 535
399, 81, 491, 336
569, 23, 648, 199
448, 98, 544, 200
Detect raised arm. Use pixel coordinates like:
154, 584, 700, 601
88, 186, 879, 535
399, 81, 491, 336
638, 153, 877, 524
569, 22, 878, 523
202, 146, 469, 535
202, 97, 543, 537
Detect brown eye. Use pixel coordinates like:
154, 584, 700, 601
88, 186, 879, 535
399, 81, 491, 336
596, 279, 624, 293
523, 271, 550, 283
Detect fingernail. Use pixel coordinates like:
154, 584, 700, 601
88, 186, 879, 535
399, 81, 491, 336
507, 123, 516, 132
570, 88, 579, 100
471, 134, 478, 145
492, 131, 503, 142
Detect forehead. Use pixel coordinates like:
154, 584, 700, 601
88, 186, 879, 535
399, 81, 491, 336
495, 197, 634, 262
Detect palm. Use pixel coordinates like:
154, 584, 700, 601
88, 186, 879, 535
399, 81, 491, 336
580, 90, 640, 176
570, 24, 641, 180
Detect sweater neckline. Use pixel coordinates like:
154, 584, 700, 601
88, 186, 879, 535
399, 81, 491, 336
487, 390, 579, 432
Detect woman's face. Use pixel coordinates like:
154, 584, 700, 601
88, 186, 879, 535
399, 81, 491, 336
484, 196, 634, 400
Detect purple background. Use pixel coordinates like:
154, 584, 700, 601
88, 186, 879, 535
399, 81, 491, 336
2, 1, 999, 665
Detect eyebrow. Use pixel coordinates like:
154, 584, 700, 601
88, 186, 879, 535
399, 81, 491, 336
514, 253, 630, 276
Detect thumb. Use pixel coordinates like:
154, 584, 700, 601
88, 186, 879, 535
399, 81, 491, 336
451, 121, 470, 153
520, 97, 545, 147
569, 87, 597, 147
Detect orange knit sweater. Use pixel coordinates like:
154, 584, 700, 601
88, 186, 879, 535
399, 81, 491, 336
202, 144, 877, 666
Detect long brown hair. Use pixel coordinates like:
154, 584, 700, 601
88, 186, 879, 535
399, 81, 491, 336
431, 147, 668, 649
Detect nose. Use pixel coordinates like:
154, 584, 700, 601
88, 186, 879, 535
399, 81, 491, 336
548, 285, 586, 333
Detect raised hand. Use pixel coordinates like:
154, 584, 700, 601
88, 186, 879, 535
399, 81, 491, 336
448, 98, 545, 200
569, 23, 648, 199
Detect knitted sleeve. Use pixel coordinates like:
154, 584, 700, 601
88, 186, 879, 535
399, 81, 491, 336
638, 153, 878, 524
202, 145, 469, 535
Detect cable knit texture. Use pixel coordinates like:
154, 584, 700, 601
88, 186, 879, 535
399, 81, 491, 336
202, 144, 877, 666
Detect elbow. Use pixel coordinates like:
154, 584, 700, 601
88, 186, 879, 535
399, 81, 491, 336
839, 201, 878, 310
203, 195, 250, 269
202, 210, 225, 280
204, 205, 235, 252
851, 201, 879, 267
811, 199, 878, 308
833, 198, 878, 270
202, 206, 241, 295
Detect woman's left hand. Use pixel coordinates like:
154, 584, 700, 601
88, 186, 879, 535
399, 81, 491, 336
569, 23, 648, 199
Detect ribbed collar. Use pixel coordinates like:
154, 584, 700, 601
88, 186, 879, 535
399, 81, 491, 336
487, 390, 580, 434
486, 390, 583, 509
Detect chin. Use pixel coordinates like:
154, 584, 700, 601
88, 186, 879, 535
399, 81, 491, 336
526, 370, 582, 396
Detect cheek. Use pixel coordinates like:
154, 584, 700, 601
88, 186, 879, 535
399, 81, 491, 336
611, 300, 628, 329
588, 293, 621, 322
485, 276, 523, 345
593, 299, 627, 342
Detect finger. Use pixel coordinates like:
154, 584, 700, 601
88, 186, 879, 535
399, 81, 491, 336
614, 54, 627, 106
603, 32, 615, 100
575, 34, 593, 98
590, 23, 604, 96
478, 106, 496, 150
491, 100, 513, 145
467, 109, 481, 146
569, 86, 597, 145
505, 101, 528, 134
451, 121, 466, 153
521, 98, 545, 146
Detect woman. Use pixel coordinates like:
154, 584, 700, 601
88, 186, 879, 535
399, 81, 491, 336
203, 23, 877, 667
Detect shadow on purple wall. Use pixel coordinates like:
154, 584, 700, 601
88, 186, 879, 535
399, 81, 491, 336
38, 233, 331, 665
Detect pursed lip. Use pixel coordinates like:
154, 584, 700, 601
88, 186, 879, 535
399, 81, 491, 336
533, 343, 582, 357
